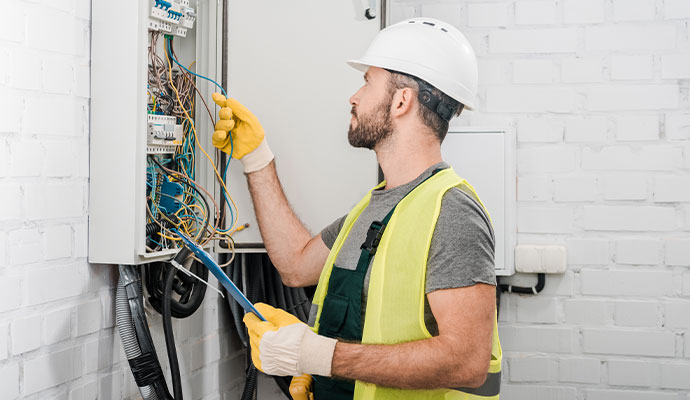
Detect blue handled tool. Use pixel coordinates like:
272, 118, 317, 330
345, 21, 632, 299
171, 229, 266, 321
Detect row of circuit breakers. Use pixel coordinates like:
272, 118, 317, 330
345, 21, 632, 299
149, 0, 196, 37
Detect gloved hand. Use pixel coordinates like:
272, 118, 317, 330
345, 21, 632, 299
243, 303, 337, 377
290, 374, 314, 400
211, 93, 274, 173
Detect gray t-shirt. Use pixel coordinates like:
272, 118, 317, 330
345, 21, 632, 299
318, 162, 496, 336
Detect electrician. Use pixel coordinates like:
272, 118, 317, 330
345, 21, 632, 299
212, 18, 501, 400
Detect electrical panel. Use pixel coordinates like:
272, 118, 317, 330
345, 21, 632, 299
441, 127, 517, 276
90, 0, 382, 265
90, 0, 223, 265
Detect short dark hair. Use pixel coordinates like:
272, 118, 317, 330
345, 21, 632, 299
387, 72, 463, 143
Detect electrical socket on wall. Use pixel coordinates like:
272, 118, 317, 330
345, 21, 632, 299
515, 245, 567, 274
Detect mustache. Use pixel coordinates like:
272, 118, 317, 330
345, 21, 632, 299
350, 107, 357, 117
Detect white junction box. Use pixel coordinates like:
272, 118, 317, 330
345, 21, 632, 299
442, 127, 517, 276
90, 0, 222, 264
515, 245, 567, 274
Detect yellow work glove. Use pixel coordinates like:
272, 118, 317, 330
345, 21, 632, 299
212, 93, 274, 173
290, 374, 314, 400
243, 303, 337, 377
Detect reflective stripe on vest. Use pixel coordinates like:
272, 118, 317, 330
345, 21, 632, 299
311, 168, 502, 400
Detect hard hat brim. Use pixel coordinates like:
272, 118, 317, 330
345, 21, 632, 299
345, 59, 475, 111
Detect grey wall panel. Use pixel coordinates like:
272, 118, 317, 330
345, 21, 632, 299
223, 1, 381, 247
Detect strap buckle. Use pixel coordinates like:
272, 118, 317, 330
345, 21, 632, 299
360, 221, 386, 255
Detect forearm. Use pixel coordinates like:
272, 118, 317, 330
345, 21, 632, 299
246, 161, 312, 277
331, 336, 488, 390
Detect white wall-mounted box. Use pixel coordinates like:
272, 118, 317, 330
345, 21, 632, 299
89, 0, 222, 265
89, 0, 382, 264
221, 0, 382, 250
441, 127, 517, 276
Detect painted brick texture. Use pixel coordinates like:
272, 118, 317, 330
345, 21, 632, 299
5, 1, 690, 399
390, 0, 690, 397
0, 1, 245, 399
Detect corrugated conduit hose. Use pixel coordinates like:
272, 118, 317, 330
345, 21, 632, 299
116, 265, 171, 400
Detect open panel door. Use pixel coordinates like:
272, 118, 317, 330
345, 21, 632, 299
222, 1, 382, 249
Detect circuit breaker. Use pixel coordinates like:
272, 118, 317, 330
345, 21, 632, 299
90, 0, 223, 265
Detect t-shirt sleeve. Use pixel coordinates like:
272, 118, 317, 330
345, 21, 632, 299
425, 187, 497, 293
320, 214, 348, 249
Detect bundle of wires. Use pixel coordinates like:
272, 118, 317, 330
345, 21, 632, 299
145, 31, 242, 256
223, 253, 314, 400
138, 32, 247, 400
134, 31, 309, 400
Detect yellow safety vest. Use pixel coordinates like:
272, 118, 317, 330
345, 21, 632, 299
312, 168, 502, 400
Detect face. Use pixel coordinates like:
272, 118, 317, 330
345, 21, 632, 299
348, 67, 395, 150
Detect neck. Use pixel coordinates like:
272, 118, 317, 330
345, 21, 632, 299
375, 127, 443, 190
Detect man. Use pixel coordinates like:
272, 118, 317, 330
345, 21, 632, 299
211, 18, 501, 400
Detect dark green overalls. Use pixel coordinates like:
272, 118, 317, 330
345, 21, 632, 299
313, 170, 443, 400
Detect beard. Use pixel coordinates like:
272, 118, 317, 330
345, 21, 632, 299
347, 95, 393, 150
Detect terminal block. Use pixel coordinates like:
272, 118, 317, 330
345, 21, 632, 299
149, 0, 195, 37
147, 114, 184, 154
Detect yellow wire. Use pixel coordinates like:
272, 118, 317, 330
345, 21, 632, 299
188, 203, 206, 215
159, 233, 182, 241
149, 91, 157, 112
164, 39, 240, 235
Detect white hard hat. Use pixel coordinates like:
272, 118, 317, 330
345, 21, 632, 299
348, 18, 478, 111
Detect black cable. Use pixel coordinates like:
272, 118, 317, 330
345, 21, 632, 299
244, 254, 264, 400
163, 266, 183, 400
118, 265, 173, 400
271, 263, 288, 311
227, 256, 248, 346
293, 286, 310, 323
253, 255, 266, 303
290, 287, 307, 322
499, 273, 546, 295
241, 365, 258, 400
145, 262, 208, 319
262, 256, 278, 308
145, 219, 175, 236
173, 261, 208, 315
283, 281, 297, 318
128, 352, 166, 387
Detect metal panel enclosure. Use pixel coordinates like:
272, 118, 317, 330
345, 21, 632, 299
222, 0, 382, 248
442, 127, 517, 276
89, 1, 379, 263
89, 0, 223, 264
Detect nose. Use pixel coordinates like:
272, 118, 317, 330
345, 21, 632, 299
349, 86, 363, 107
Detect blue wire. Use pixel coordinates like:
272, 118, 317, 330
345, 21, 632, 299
149, 237, 163, 248
166, 36, 235, 231
166, 38, 227, 97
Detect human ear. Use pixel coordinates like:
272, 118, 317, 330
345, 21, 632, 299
392, 87, 414, 117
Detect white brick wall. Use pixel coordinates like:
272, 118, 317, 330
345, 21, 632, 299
610, 55, 654, 81
6, 0, 690, 398
616, 115, 659, 141
563, 0, 604, 23
0, 2, 244, 399
390, 0, 690, 396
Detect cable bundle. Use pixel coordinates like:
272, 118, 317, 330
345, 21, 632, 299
224, 253, 313, 399
145, 31, 242, 258
120, 29, 306, 400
